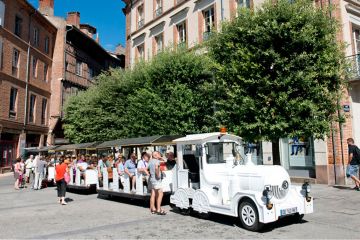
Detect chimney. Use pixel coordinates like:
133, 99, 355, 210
96, 33, 100, 44
39, 0, 54, 16
66, 12, 80, 28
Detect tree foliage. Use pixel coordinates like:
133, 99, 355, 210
208, 0, 346, 141
63, 50, 215, 143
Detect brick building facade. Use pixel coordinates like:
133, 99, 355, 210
38, 0, 124, 146
122, 0, 360, 185
0, 0, 56, 170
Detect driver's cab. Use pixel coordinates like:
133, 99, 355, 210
175, 132, 244, 205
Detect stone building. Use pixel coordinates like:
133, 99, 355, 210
122, 0, 360, 185
0, 0, 57, 171
38, 0, 124, 146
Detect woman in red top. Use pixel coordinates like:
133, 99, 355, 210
55, 157, 70, 205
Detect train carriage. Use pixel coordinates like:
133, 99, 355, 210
96, 135, 181, 200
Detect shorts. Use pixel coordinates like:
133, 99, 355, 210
346, 165, 359, 178
25, 169, 32, 178
150, 179, 162, 190
14, 172, 20, 180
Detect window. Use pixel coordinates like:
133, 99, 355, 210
41, 98, 47, 125
45, 37, 49, 54
76, 60, 83, 76
32, 57, 38, 78
15, 16, 22, 37
88, 66, 94, 79
203, 7, 215, 41
205, 142, 241, 164
12, 49, 20, 77
177, 21, 186, 48
155, 34, 163, 53
44, 63, 48, 82
9, 88, 18, 119
29, 94, 36, 123
155, 0, 162, 17
33, 27, 39, 46
138, 5, 144, 29
0, 1, 5, 27
137, 44, 144, 60
238, 0, 250, 9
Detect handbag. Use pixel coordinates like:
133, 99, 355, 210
64, 172, 70, 184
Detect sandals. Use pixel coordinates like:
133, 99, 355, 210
156, 209, 167, 215
151, 209, 157, 214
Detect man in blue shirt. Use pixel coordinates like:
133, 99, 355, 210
124, 153, 137, 193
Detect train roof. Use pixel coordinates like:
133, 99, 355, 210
55, 142, 101, 151
96, 135, 182, 149
173, 132, 242, 143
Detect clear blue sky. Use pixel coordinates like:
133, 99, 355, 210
28, 0, 126, 51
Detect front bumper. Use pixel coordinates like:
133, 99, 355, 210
260, 187, 314, 224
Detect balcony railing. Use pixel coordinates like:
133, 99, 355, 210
155, 7, 162, 17
138, 19, 144, 29
347, 54, 360, 81
203, 31, 213, 41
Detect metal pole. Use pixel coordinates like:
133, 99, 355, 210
331, 127, 337, 185
338, 106, 346, 184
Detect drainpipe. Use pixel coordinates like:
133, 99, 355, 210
220, 0, 224, 21
24, 11, 36, 128
60, 25, 73, 118
129, 0, 133, 67
23, 10, 36, 142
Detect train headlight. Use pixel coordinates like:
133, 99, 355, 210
263, 186, 274, 210
302, 182, 312, 202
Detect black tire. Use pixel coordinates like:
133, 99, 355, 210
238, 199, 264, 232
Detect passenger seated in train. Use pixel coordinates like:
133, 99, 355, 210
97, 156, 107, 187
124, 153, 137, 193
77, 156, 89, 182
106, 155, 115, 181
116, 155, 125, 189
165, 152, 176, 170
137, 152, 150, 187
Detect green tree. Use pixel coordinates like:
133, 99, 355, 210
208, 0, 346, 142
63, 50, 215, 143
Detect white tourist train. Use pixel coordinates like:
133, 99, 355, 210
169, 132, 313, 231
26, 132, 313, 231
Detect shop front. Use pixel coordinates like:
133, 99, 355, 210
279, 137, 316, 179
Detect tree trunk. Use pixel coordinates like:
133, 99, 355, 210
272, 140, 281, 165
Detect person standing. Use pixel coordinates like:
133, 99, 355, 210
13, 158, 21, 190
34, 157, 46, 190
149, 151, 166, 215
19, 158, 25, 188
25, 155, 34, 184
55, 157, 70, 205
347, 138, 360, 191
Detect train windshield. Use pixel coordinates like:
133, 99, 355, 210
205, 142, 244, 164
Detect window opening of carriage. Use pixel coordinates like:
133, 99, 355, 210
205, 142, 243, 164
